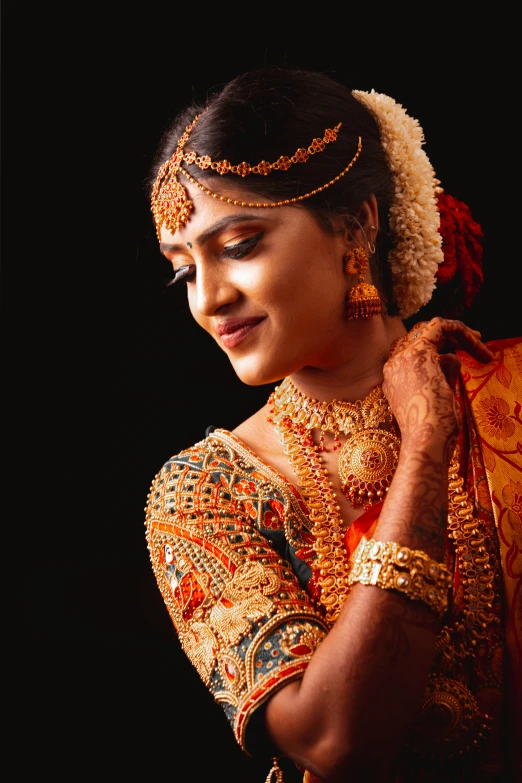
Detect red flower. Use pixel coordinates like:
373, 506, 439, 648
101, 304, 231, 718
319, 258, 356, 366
263, 498, 285, 529
436, 191, 484, 312
234, 479, 257, 495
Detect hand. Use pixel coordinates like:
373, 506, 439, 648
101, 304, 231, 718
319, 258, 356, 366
383, 317, 493, 448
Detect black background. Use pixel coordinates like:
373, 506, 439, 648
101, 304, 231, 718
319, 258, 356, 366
3, 9, 519, 780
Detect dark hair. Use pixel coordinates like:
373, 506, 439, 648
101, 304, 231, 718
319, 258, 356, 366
147, 67, 402, 314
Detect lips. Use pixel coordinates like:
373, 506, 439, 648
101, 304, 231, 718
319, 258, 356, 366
215, 316, 266, 349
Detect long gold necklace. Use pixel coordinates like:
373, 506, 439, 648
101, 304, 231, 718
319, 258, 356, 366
267, 377, 401, 624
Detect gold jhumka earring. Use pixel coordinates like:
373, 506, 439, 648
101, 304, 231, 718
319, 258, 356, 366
344, 246, 382, 320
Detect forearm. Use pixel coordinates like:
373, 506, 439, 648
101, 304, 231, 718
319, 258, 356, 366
266, 440, 452, 780
374, 429, 455, 560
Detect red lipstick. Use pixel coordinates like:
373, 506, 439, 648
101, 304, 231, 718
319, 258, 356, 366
215, 317, 266, 349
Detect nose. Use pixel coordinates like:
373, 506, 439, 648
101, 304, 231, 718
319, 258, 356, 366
192, 261, 240, 317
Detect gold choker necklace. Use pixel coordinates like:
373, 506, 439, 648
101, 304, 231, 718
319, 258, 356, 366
268, 377, 401, 509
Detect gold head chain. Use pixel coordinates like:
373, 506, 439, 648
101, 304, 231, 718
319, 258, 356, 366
151, 111, 362, 239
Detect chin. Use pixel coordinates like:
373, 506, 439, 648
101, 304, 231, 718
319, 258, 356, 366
233, 369, 277, 387
229, 357, 286, 388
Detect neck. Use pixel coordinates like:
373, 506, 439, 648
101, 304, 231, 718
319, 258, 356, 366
288, 315, 407, 402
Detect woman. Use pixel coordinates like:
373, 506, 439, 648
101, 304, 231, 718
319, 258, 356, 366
144, 67, 521, 782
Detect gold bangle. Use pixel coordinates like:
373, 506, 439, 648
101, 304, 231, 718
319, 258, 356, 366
348, 536, 452, 617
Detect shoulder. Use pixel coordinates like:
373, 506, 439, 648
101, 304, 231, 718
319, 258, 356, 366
145, 430, 236, 511
147, 428, 268, 485
144, 428, 292, 522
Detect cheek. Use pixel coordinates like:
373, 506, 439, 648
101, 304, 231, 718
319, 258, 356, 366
281, 264, 343, 312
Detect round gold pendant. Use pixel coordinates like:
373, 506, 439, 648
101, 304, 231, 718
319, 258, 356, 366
338, 428, 401, 508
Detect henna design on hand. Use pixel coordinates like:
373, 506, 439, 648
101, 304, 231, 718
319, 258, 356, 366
383, 317, 492, 445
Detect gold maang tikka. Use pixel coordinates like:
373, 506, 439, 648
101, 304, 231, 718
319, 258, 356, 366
268, 377, 401, 509
150, 111, 363, 240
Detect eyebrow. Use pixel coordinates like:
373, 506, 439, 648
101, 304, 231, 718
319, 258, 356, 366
159, 213, 271, 254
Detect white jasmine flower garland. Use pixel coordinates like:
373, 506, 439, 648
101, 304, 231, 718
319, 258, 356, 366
353, 90, 444, 319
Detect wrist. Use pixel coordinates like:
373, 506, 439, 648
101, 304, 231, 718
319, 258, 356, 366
399, 432, 457, 466
348, 536, 452, 617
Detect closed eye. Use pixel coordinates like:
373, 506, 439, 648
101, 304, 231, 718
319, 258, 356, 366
165, 264, 196, 287
221, 231, 264, 259
164, 231, 264, 288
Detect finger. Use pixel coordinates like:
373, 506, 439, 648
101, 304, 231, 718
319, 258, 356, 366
414, 318, 493, 363
441, 325, 494, 362
438, 353, 462, 389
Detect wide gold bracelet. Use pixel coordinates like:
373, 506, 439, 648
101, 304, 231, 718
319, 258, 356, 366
348, 536, 452, 617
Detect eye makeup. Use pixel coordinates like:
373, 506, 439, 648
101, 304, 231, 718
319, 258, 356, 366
165, 264, 197, 287
221, 231, 264, 259
166, 231, 265, 286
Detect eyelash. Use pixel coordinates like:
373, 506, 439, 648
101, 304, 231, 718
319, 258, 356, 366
166, 264, 196, 287
223, 231, 264, 259
166, 232, 264, 287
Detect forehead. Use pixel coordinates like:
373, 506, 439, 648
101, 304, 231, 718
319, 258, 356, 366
159, 177, 291, 246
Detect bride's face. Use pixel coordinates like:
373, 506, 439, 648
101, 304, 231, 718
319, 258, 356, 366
159, 180, 353, 387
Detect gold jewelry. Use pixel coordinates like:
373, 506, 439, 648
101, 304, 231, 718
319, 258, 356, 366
353, 90, 443, 320
347, 536, 452, 617
185, 123, 343, 177
268, 398, 353, 625
267, 382, 478, 626
269, 377, 400, 509
344, 247, 382, 320
265, 757, 284, 783
151, 112, 363, 239
268, 379, 400, 624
